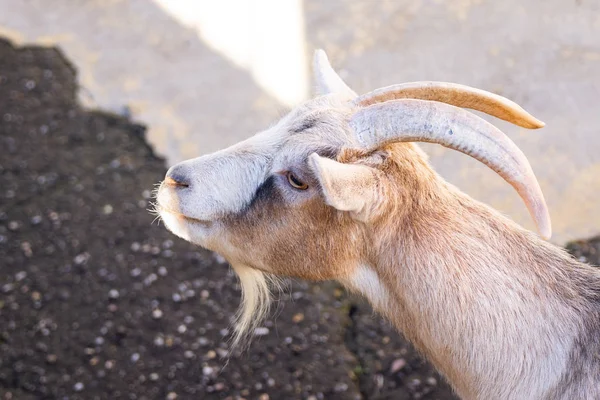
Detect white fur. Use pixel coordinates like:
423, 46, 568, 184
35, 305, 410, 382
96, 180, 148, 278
230, 264, 280, 348
159, 127, 288, 224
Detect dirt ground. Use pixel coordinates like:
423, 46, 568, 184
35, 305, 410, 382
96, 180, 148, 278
0, 40, 598, 400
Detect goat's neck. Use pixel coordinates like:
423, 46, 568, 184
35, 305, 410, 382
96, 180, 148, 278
359, 187, 584, 399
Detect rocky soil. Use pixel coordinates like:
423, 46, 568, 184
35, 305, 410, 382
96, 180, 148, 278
0, 39, 598, 400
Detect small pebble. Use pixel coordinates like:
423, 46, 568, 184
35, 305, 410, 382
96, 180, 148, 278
152, 309, 163, 319
21, 242, 32, 257
334, 383, 348, 392
292, 313, 304, 323
214, 382, 226, 391
149, 372, 159, 381
426, 377, 438, 386
202, 366, 214, 376
73, 382, 84, 392
144, 273, 158, 286
206, 350, 216, 359
154, 336, 165, 347
166, 392, 177, 400
213, 253, 226, 264
108, 289, 120, 299
254, 327, 269, 336
390, 358, 406, 373
73, 253, 89, 265
130, 353, 140, 363
375, 374, 385, 389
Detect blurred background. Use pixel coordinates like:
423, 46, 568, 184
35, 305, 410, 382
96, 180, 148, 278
0, 1, 599, 399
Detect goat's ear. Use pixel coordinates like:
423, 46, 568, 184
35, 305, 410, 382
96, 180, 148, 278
308, 153, 381, 222
313, 49, 357, 99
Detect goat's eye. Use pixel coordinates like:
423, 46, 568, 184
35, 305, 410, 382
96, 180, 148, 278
286, 172, 308, 190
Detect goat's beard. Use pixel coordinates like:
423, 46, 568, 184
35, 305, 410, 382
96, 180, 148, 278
230, 265, 283, 349
154, 202, 283, 349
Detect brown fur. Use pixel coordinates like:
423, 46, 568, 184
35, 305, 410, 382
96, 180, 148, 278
224, 142, 600, 398
355, 144, 600, 398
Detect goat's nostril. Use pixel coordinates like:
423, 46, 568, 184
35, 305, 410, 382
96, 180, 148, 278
164, 175, 190, 188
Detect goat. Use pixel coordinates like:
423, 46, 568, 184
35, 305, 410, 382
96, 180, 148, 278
155, 50, 600, 399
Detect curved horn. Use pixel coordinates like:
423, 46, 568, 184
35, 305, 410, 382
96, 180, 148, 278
350, 99, 551, 239
313, 49, 357, 99
353, 82, 545, 129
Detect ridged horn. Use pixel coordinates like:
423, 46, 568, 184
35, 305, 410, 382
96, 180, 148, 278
350, 99, 551, 239
353, 82, 545, 129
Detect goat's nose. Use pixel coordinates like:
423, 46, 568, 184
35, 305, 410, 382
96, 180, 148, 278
164, 167, 190, 188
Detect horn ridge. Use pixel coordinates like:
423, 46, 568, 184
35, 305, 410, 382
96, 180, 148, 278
353, 81, 545, 129
350, 98, 551, 239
